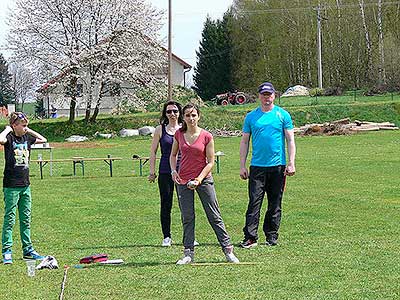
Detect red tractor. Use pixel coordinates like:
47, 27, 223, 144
214, 91, 247, 106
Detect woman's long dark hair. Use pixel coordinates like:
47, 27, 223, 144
159, 101, 183, 125
180, 103, 200, 133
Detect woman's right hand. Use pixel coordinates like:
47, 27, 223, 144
171, 170, 182, 184
148, 173, 157, 182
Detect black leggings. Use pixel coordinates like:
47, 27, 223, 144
158, 173, 176, 238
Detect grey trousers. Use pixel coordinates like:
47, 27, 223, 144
176, 177, 231, 249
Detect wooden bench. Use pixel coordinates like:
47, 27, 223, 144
132, 152, 225, 176
31, 155, 122, 179
131, 156, 158, 176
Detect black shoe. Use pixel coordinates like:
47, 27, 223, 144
265, 239, 278, 246
239, 239, 258, 249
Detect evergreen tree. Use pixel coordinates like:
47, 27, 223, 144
193, 13, 234, 101
34, 97, 46, 118
0, 54, 14, 106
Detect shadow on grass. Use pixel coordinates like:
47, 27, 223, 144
120, 261, 177, 268
73, 260, 256, 269
69, 242, 222, 250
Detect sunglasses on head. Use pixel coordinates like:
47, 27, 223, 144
12, 113, 27, 123
166, 109, 179, 114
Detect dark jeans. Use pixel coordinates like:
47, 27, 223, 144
243, 165, 286, 242
158, 173, 175, 238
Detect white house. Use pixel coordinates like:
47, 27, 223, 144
38, 50, 191, 117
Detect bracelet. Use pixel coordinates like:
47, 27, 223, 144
171, 170, 177, 175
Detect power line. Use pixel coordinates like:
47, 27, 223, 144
173, 10, 228, 16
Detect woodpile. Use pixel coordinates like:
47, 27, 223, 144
295, 118, 399, 136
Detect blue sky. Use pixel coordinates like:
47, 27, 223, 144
149, 0, 233, 84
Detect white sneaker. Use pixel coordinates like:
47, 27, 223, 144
162, 237, 172, 247
194, 240, 200, 246
223, 246, 240, 263
176, 249, 194, 265
176, 255, 192, 265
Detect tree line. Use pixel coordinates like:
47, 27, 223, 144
194, 0, 400, 99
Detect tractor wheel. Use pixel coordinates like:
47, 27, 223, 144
221, 99, 229, 106
235, 93, 246, 105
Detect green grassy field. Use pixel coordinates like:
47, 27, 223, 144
0, 131, 399, 299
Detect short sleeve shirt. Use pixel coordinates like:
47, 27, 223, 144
174, 129, 212, 183
243, 106, 293, 167
3, 132, 36, 187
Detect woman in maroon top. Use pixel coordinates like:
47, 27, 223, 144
170, 103, 239, 264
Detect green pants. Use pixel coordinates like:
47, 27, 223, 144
2, 186, 32, 254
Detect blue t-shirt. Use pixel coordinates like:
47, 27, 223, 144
243, 106, 293, 167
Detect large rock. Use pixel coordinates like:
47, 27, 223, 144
138, 126, 155, 136
282, 85, 310, 97
119, 128, 139, 137
65, 135, 89, 142
94, 132, 114, 139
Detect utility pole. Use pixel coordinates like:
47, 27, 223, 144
168, 0, 172, 101
316, 5, 323, 89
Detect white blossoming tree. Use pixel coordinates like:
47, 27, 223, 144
7, 0, 166, 123
8, 62, 35, 111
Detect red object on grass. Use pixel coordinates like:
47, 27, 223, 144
79, 254, 108, 264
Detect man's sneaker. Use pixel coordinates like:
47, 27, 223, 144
176, 248, 194, 265
239, 239, 258, 249
265, 239, 278, 246
194, 240, 200, 246
3, 250, 12, 264
23, 249, 45, 261
223, 246, 240, 263
162, 237, 172, 247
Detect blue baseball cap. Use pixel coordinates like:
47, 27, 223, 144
258, 82, 275, 94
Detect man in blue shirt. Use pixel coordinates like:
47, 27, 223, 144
239, 82, 296, 248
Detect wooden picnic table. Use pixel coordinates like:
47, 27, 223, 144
132, 152, 226, 176
31, 144, 54, 175
31, 155, 122, 179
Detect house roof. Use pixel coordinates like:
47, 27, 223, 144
37, 48, 192, 93
37, 68, 71, 93
161, 46, 191, 69
173, 53, 191, 69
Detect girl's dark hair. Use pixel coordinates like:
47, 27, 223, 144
180, 103, 200, 132
159, 101, 183, 125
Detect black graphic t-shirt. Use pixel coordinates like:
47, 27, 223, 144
3, 132, 37, 188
